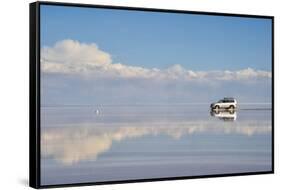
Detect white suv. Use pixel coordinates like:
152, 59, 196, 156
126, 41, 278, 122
210, 98, 237, 110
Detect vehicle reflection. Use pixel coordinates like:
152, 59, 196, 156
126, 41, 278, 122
210, 109, 237, 121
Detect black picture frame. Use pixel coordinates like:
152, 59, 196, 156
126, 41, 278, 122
29, 1, 274, 188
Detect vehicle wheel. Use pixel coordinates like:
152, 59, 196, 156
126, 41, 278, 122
229, 105, 234, 109
215, 105, 219, 110
214, 109, 219, 114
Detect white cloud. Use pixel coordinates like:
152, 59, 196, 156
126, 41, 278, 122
41, 39, 271, 81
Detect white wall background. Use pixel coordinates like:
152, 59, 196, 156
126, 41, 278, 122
0, 0, 279, 189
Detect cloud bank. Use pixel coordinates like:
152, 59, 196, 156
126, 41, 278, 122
41, 39, 271, 81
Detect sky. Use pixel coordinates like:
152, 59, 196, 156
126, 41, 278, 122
40, 4, 272, 105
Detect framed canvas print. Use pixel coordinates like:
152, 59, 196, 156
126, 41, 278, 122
29, 1, 274, 188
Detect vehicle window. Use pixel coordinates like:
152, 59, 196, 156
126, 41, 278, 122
224, 99, 234, 103
219, 99, 235, 103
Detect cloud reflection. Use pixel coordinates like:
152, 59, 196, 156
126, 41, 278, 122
41, 120, 271, 165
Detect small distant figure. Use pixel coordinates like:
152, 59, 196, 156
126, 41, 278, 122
95, 109, 100, 115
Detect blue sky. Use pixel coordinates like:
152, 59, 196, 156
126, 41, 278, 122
40, 5, 272, 104
41, 5, 272, 71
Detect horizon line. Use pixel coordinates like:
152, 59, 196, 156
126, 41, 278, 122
41, 102, 272, 107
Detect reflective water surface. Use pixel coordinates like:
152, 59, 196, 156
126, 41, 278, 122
41, 105, 272, 185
